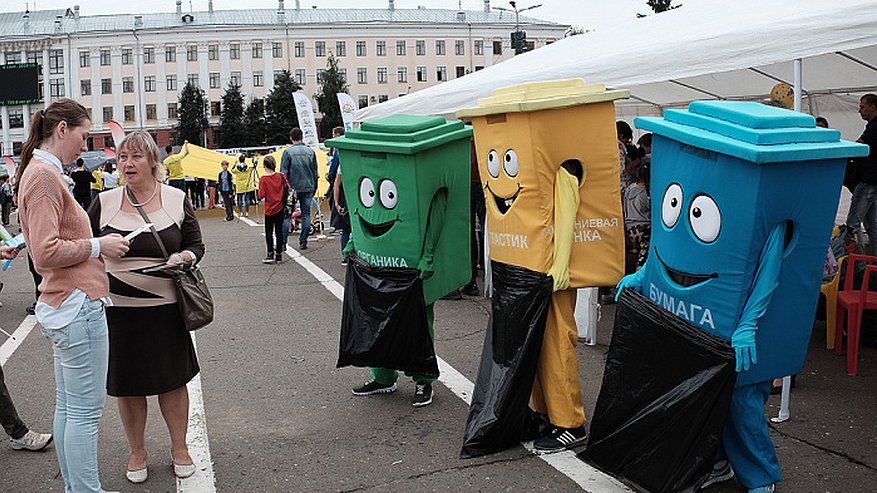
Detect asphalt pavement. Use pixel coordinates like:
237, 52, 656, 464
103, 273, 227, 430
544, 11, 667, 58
0, 206, 874, 493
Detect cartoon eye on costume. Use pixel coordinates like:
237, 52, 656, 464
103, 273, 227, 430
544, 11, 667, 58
486, 149, 500, 178
661, 183, 683, 228
503, 149, 519, 177
379, 179, 398, 209
690, 195, 721, 243
359, 177, 375, 208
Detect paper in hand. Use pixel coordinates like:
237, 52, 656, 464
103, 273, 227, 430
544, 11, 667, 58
125, 223, 154, 241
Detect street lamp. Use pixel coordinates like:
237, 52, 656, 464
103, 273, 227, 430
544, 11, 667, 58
493, 1, 542, 54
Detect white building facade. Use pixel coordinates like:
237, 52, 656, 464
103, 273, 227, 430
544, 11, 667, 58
0, 1, 568, 153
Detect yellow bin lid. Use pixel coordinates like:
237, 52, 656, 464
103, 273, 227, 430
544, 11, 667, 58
456, 79, 629, 119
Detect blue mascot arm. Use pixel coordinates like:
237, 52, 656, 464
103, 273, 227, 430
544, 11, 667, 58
732, 221, 787, 372
615, 264, 646, 301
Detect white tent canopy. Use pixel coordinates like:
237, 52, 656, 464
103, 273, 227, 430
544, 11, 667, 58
355, 0, 877, 141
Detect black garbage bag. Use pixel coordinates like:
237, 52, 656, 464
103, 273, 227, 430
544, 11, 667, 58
336, 255, 438, 375
579, 289, 737, 493
460, 260, 554, 459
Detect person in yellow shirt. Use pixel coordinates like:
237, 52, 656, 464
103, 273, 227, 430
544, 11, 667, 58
90, 167, 103, 201
230, 154, 257, 217
164, 142, 189, 192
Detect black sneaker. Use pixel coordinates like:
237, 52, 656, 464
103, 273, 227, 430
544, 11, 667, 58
412, 383, 433, 407
701, 460, 734, 489
461, 282, 480, 296
533, 425, 588, 453
352, 380, 396, 396
441, 289, 463, 300
26, 303, 35, 315
274, 253, 283, 263
299, 243, 308, 250
262, 255, 275, 264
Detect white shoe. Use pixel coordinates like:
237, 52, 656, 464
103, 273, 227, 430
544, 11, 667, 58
126, 466, 148, 484
173, 462, 196, 478
10, 430, 52, 451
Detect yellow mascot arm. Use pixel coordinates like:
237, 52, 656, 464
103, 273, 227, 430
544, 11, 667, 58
548, 166, 583, 292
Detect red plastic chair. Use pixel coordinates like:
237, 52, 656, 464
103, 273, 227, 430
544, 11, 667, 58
835, 254, 877, 376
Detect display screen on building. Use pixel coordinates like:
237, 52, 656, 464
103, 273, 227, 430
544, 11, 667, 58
0, 63, 41, 105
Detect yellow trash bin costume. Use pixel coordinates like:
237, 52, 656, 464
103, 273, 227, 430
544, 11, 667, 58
458, 79, 628, 452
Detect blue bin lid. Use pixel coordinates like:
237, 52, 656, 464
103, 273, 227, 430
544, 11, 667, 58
636, 101, 868, 164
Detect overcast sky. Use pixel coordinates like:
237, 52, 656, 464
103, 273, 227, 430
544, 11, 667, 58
2, 0, 703, 31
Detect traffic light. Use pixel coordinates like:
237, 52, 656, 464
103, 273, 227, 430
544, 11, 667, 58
510, 30, 527, 54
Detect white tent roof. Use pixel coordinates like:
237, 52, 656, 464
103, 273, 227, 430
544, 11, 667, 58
355, 0, 877, 141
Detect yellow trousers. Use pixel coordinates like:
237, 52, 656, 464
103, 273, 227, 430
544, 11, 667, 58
530, 289, 586, 429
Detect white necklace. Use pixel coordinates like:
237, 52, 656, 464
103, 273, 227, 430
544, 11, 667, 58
126, 184, 158, 207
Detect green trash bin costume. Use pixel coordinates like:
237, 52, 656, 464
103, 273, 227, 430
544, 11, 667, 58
327, 115, 473, 385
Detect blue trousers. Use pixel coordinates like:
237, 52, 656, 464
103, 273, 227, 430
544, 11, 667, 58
717, 380, 782, 489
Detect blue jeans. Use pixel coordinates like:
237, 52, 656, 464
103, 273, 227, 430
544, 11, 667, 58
846, 182, 877, 256
169, 179, 186, 193
236, 192, 251, 215
297, 191, 315, 246
717, 381, 781, 489
40, 299, 109, 493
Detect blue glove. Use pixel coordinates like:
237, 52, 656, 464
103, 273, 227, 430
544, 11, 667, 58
731, 323, 757, 372
615, 269, 645, 301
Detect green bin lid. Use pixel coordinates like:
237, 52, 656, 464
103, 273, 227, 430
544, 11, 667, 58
326, 114, 473, 155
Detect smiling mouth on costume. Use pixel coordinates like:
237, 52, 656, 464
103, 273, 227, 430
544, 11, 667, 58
486, 184, 521, 215
654, 247, 718, 288
357, 211, 398, 237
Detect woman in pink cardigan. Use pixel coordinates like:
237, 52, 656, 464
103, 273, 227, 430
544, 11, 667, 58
16, 98, 129, 493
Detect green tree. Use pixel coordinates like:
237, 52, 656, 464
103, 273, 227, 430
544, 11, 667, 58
241, 98, 265, 147
264, 70, 300, 145
176, 81, 207, 146
216, 83, 245, 148
646, 0, 680, 13
315, 53, 349, 140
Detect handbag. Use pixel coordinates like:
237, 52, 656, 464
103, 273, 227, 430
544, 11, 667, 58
282, 174, 297, 218
127, 187, 214, 331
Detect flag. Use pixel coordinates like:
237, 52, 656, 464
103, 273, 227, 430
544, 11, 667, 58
336, 93, 358, 131
293, 91, 320, 147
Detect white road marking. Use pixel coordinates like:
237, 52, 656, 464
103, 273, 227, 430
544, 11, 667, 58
278, 244, 630, 492
179, 334, 217, 493
0, 316, 38, 367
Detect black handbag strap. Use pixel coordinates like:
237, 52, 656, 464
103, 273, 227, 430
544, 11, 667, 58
126, 186, 171, 261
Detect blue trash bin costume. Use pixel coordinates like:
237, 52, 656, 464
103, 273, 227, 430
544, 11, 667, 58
616, 101, 868, 490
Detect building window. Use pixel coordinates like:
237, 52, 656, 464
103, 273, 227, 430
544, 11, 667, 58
209, 72, 220, 89
455, 40, 465, 56
167, 103, 178, 119
526, 41, 535, 51
122, 48, 133, 65
5, 52, 21, 64
252, 42, 262, 59
103, 136, 114, 148
187, 74, 199, 87
187, 45, 197, 62
294, 69, 306, 85
355, 41, 366, 57
315, 41, 326, 57
456, 66, 466, 78
146, 104, 157, 120
547, 39, 555, 45
102, 107, 113, 123
436, 66, 447, 81
101, 78, 112, 94
8, 109, 23, 128
211, 101, 221, 117
295, 41, 305, 58
80, 79, 91, 96
167, 75, 177, 91
165, 46, 176, 62
27, 51, 42, 65
230, 71, 241, 86
436, 40, 446, 56
475, 40, 484, 55
416, 66, 427, 82
124, 105, 135, 122
416, 40, 425, 56
208, 44, 219, 60
376, 41, 386, 56
396, 40, 406, 56
377, 67, 388, 84
79, 50, 90, 68
272, 42, 283, 58
316, 69, 326, 84
493, 40, 502, 55
49, 78, 65, 98
123, 77, 134, 93
273, 70, 284, 82
49, 50, 64, 74
143, 47, 155, 64
378, 95, 389, 103
230, 43, 240, 60
475, 65, 484, 71
357, 67, 367, 84
336, 41, 346, 57
100, 49, 111, 65
253, 71, 263, 87
358, 95, 368, 108
397, 67, 407, 83
144, 76, 156, 92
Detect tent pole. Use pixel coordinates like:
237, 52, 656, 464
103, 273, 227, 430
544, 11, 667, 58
793, 58, 803, 112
